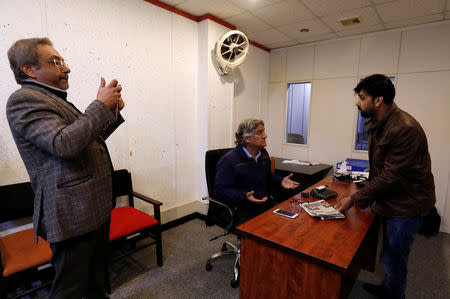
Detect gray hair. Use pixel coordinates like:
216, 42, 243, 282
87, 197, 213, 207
235, 118, 265, 146
7, 37, 53, 84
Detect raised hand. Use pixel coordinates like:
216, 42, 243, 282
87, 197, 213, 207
281, 173, 300, 189
96, 77, 123, 113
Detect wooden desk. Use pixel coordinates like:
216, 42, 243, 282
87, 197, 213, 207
237, 176, 379, 299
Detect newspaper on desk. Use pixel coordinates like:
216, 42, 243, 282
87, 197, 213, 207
300, 200, 345, 220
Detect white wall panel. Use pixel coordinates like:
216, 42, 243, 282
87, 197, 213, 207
396, 72, 450, 232
359, 31, 401, 76
234, 46, 270, 126
206, 20, 235, 149
119, 1, 175, 215
286, 44, 315, 82
308, 78, 357, 165
399, 23, 450, 73
0, 0, 45, 185
269, 48, 287, 83
280, 144, 310, 161
265, 83, 286, 157
314, 38, 360, 79
172, 14, 199, 206
258, 48, 270, 126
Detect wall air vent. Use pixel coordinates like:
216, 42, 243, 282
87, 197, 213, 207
338, 16, 361, 26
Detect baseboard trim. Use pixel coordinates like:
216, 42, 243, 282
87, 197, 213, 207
161, 212, 206, 232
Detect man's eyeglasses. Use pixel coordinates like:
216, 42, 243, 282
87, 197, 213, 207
47, 59, 69, 68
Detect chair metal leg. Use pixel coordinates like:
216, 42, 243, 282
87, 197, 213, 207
207, 249, 237, 264
231, 247, 240, 288
205, 240, 240, 288
224, 241, 237, 251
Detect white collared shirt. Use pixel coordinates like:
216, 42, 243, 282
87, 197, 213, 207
242, 146, 261, 162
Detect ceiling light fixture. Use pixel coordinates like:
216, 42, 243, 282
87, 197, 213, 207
338, 16, 361, 26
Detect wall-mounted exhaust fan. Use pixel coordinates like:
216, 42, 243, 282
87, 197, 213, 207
215, 30, 249, 75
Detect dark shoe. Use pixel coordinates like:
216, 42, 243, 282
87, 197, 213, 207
362, 283, 385, 297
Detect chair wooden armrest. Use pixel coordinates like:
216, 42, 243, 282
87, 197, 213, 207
132, 191, 162, 206
132, 191, 162, 222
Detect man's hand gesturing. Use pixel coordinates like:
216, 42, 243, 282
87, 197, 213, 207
281, 173, 300, 189
246, 190, 268, 204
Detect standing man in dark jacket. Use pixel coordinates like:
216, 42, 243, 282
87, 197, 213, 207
335, 74, 435, 299
6, 38, 124, 298
215, 118, 299, 224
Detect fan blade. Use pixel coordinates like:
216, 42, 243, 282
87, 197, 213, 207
227, 52, 234, 62
221, 49, 232, 56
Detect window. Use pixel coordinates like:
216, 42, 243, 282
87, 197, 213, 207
354, 76, 395, 150
286, 83, 311, 145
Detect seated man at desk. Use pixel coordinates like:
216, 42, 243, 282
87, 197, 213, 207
214, 118, 299, 224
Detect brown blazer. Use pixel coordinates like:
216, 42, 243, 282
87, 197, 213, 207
6, 83, 123, 243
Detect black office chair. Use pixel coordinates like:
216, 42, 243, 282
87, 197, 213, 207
203, 148, 241, 288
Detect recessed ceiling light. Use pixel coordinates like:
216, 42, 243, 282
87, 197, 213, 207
300, 28, 309, 32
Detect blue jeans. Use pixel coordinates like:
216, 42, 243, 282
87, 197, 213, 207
380, 213, 426, 299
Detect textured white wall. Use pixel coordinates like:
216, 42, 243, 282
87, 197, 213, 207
268, 20, 450, 233
203, 20, 235, 150
0, 0, 45, 184
233, 44, 270, 134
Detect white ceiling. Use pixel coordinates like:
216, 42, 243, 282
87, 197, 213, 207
158, 0, 450, 49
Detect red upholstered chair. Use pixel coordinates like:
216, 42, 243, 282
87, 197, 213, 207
0, 182, 53, 298
108, 169, 162, 291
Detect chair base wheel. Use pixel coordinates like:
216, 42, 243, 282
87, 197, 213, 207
230, 278, 239, 288
205, 263, 212, 271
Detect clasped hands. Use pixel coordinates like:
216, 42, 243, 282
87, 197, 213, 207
96, 77, 125, 114
246, 173, 299, 204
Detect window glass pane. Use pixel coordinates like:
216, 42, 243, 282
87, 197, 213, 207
355, 77, 395, 150
286, 83, 311, 144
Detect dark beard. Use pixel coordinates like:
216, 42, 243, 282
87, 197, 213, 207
359, 109, 374, 119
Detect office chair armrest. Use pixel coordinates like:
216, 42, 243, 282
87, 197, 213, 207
206, 197, 235, 234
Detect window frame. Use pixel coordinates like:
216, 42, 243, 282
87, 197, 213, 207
284, 81, 312, 147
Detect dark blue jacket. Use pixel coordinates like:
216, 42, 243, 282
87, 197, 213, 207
214, 145, 283, 207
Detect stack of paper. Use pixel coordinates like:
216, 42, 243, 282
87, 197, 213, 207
300, 200, 345, 220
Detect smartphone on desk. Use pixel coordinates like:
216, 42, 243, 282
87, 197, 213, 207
273, 209, 298, 219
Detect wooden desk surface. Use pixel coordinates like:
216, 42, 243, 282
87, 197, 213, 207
236, 176, 375, 270
274, 157, 332, 176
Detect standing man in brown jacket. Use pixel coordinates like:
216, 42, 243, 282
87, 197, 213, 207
335, 74, 435, 299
